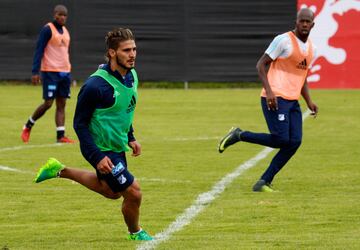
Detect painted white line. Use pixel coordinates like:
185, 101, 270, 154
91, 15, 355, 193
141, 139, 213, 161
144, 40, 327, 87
0, 165, 32, 174
138, 109, 311, 250
0, 166, 191, 184
0, 137, 216, 154
138, 177, 191, 184
0, 143, 64, 153
163, 136, 220, 142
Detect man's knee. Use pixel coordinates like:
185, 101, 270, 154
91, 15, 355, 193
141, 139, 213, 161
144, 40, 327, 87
290, 139, 302, 149
275, 138, 301, 149
124, 182, 142, 203
103, 190, 121, 200
99, 182, 122, 199
56, 98, 67, 110
43, 100, 54, 109
273, 135, 290, 148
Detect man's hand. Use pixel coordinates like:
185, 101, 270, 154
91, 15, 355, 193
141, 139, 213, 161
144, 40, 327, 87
31, 75, 40, 85
308, 101, 319, 118
129, 140, 141, 157
266, 90, 278, 111
96, 156, 114, 174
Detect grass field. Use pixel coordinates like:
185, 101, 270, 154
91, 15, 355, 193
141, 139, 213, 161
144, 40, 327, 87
0, 85, 359, 249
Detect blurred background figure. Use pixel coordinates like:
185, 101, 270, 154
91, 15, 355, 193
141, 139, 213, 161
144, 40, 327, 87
21, 4, 75, 144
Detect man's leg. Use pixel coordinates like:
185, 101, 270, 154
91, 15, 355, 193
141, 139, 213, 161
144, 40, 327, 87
55, 97, 67, 141
55, 97, 66, 128
34, 158, 151, 240
248, 98, 292, 191
32, 99, 55, 120
63, 169, 145, 235
218, 97, 287, 152
259, 101, 303, 184
55, 73, 74, 143
55, 97, 74, 143
21, 99, 54, 142
60, 167, 121, 199
241, 97, 290, 148
120, 180, 142, 233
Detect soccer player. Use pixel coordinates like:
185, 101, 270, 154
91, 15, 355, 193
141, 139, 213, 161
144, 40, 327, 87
218, 8, 319, 192
21, 5, 74, 143
34, 28, 153, 240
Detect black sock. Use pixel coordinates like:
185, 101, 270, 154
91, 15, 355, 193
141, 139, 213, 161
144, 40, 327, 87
25, 117, 35, 129
57, 130, 65, 139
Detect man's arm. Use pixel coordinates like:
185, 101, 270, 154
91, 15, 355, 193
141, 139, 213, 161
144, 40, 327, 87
256, 54, 277, 110
73, 78, 108, 168
127, 125, 141, 157
31, 25, 52, 84
127, 125, 136, 142
301, 80, 318, 117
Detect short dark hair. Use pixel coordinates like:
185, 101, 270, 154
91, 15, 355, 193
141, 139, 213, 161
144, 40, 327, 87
54, 5, 67, 14
105, 28, 135, 60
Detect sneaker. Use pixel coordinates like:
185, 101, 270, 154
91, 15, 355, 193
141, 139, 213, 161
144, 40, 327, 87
34, 158, 65, 183
57, 136, 75, 143
21, 126, 31, 143
252, 179, 274, 192
218, 127, 242, 153
128, 229, 153, 241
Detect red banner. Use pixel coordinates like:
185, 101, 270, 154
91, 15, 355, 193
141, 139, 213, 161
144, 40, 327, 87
298, 0, 360, 88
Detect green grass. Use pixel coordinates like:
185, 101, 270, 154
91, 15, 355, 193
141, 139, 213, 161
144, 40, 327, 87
0, 85, 359, 249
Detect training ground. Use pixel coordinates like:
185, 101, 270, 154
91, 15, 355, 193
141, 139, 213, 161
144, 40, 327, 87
1, 84, 359, 249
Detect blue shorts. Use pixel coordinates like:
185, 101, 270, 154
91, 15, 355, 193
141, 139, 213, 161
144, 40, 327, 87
95, 151, 135, 193
261, 97, 302, 143
41, 72, 71, 100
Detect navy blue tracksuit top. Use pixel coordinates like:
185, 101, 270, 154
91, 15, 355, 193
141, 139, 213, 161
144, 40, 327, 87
73, 64, 136, 167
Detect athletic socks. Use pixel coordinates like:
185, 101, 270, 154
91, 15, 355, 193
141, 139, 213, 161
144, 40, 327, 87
25, 117, 35, 129
56, 126, 65, 139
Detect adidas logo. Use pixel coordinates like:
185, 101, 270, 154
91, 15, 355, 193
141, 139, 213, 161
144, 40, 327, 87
296, 58, 307, 70
126, 95, 136, 113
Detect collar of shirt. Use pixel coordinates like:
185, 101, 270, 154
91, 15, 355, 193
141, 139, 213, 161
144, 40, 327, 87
100, 63, 134, 88
52, 20, 62, 30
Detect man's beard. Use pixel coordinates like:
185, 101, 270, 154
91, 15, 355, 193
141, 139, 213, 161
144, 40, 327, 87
116, 56, 134, 70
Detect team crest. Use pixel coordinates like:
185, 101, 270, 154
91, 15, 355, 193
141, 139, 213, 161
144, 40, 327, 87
278, 114, 285, 121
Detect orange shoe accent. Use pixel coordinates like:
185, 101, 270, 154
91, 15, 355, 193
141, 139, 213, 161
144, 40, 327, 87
21, 127, 31, 143
57, 136, 75, 144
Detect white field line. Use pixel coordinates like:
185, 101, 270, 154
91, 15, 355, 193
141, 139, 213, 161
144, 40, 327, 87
0, 165, 33, 174
0, 136, 219, 154
0, 165, 190, 184
138, 109, 311, 250
162, 136, 220, 141
0, 143, 64, 153
138, 177, 191, 184
0, 137, 217, 154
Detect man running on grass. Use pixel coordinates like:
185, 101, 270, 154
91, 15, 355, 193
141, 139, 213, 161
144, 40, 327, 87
34, 28, 152, 241
218, 8, 319, 192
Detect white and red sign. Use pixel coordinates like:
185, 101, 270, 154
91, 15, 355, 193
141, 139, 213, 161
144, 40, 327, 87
298, 0, 360, 88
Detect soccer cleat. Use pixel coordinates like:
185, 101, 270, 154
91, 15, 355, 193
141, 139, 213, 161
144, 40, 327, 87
21, 126, 31, 143
218, 127, 242, 153
57, 136, 75, 144
34, 158, 65, 183
252, 179, 274, 192
128, 229, 153, 241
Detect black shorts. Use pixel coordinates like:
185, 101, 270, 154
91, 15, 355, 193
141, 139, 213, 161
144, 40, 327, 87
95, 151, 134, 193
41, 72, 71, 100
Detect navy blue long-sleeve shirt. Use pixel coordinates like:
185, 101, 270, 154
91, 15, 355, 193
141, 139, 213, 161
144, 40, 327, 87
32, 20, 65, 75
73, 64, 136, 167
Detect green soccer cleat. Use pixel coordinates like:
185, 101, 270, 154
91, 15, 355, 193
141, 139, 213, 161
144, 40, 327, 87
252, 179, 275, 192
34, 158, 64, 183
218, 127, 242, 153
128, 229, 153, 241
